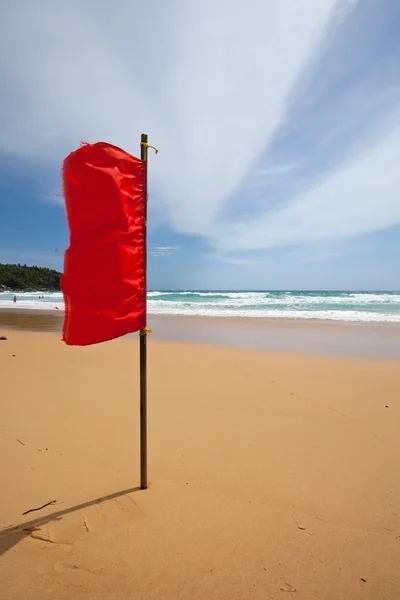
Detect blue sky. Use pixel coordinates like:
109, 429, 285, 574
1, 0, 399, 290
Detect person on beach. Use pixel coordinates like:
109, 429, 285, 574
13, 295, 17, 303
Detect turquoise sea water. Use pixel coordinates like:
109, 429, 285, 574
1, 290, 400, 323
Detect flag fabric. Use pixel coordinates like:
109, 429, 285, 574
61, 142, 146, 346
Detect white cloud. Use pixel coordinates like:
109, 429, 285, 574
3, 0, 399, 256
0, 1, 344, 226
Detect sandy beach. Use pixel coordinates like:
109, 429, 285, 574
1, 329, 400, 599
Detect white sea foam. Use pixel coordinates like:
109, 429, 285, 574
0, 292, 63, 311
1, 291, 399, 323
147, 291, 176, 297
147, 303, 400, 322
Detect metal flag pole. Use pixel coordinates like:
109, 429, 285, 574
140, 133, 149, 489
139, 133, 158, 490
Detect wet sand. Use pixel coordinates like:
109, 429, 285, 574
1, 308, 400, 358
1, 330, 400, 599
0, 309, 63, 332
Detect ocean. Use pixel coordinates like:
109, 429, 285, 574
1, 290, 400, 323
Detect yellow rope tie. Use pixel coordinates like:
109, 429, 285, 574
140, 142, 159, 155
139, 327, 152, 336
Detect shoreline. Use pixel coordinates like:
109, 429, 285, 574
1, 309, 400, 359
2, 306, 400, 327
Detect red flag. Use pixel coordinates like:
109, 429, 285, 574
61, 142, 146, 345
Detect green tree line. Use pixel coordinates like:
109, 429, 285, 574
0, 263, 62, 291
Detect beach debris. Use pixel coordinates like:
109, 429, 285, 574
385, 405, 390, 408
12, 354, 16, 357
279, 582, 296, 592
16, 439, 26, 446
0, 336, 7, 341
361, 578, 367, 583
22, 500, 57, 516
297, 525, 306, 531
36, 447, 49, 452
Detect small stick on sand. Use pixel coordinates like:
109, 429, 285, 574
22, 500, 57, 516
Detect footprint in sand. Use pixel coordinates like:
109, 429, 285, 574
27, 525, 76, 546
27, 493, 143, 549
92, 494, 144, 523
26, 517, 88, 546
28, 527, 58, 544
54, 561, 79, 573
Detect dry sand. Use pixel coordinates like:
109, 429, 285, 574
1, 330, 400, 599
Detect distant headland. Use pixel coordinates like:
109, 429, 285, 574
0, 263, 62, 292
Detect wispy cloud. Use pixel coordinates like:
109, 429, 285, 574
251, 163, 299, 187
2, 0, 400, 256
206, 252, 261, 267
150, 246, 182, 257
217, 115, 400, 250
